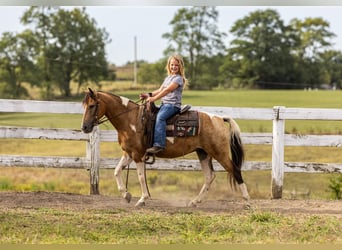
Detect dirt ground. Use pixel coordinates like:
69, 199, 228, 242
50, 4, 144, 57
0, 191, 341, 216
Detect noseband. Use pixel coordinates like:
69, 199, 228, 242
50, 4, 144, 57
91, 100, 108, 126
92, 101, 105, 125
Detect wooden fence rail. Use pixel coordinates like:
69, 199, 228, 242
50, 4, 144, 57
0, 99, 341, 198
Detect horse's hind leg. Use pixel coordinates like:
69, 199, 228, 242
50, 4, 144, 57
188, 149, 216, 207
215, 156, 250, 203
114, 152, 133, 203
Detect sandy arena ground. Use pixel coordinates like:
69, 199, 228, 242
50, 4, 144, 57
0, 191, 341, 216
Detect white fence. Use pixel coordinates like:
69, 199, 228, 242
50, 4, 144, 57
0, 99, 342, 198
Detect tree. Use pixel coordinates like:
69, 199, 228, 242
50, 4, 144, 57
318, 50, 342, 88
289, 17, 335, 59
21, 7, 110, 98
289, 17, 336, 87
137, 59, 166, 86
20, 7, 58, 99
0, 30, 40, 98
196, 53, 225, 89
162, 7, 226, 89
221, 9, 298, 89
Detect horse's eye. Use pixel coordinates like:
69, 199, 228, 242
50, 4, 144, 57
89, 104, 96, 109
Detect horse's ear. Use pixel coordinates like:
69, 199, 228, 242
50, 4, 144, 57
88, 88, 97, 100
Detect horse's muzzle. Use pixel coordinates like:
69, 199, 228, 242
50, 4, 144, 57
81, 123, 94, 133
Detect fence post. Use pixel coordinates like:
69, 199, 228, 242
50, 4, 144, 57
87, 126, 100, 195
271, 106, 285, 199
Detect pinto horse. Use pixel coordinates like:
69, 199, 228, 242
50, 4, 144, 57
81, 88, 250, 207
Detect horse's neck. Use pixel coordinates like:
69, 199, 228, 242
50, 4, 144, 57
102, 93, 139, 131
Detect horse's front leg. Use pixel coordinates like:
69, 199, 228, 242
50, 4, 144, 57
114, 152, 133, 203
135, 161, 150, 207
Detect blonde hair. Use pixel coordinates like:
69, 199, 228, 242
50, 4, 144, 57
166, 54, 188, 88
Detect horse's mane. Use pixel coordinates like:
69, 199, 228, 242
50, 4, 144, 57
97, 91, 124, 100
83, 90, 139, 107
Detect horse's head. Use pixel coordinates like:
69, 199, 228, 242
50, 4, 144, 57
81, 88, 106, 133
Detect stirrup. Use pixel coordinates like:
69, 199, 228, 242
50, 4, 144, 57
143, 153, 155, 165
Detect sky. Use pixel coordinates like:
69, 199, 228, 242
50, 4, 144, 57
1, 5, 342, 66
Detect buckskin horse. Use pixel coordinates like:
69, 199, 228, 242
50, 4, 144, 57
81, 88, 250, 207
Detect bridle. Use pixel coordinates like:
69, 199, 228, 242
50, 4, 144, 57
89, 95, 145, 126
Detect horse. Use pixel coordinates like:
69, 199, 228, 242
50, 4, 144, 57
81, 88, 250, 207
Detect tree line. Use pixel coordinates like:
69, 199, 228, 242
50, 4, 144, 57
140, 7, 342, 90
1, 7, 341, 99
0, 7, 111, 99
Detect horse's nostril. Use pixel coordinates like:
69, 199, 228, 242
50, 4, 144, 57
82, 123, 94, 133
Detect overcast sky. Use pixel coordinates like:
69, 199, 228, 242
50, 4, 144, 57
1, 5, 342, 66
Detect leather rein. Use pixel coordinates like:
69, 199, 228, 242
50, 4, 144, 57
92, 98, 145, 126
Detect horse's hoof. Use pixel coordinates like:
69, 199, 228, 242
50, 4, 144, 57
187, 201, 197, 207
135, 201, 145, 207
123, 192, 132, 203
243, 202, 252, 210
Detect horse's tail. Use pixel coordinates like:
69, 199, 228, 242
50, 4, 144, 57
223, 117, 245, 188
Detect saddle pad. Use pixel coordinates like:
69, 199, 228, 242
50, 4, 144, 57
166, 111, 199, 137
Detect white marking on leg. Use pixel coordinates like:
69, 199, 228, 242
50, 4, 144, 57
189, 156, 215, 206
114, 153, 132, 201
239, 183, 250, 201
239, 183, 251, 209
135, 162, 150, 206
120, 96, 130, 107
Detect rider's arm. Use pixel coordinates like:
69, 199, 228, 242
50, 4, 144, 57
148, 82, 178, 103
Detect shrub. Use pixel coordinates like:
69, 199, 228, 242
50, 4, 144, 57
328, 175, 342, 199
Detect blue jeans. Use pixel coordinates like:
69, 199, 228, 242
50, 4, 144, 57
153, 103, 180, 148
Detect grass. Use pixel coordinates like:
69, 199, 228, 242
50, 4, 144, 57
0, 207, 340, 243
0, 113, 83, 129
0, 167, 339, 200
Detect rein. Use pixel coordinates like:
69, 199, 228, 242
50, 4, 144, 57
95, 98, 145, 125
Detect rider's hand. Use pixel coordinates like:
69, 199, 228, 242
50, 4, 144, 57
139, 93, 149, 100
147, 96, 155, 103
